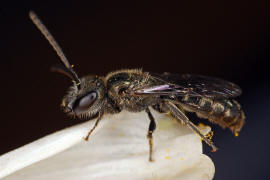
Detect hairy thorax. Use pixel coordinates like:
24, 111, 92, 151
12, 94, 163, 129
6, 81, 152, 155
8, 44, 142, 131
105, 69, 160, 112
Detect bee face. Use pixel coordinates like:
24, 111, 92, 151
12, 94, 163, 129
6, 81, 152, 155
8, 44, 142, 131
61, 76, 106, 119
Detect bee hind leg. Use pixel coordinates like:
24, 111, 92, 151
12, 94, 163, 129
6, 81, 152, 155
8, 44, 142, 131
145, 107, 157, 162
164, 101, 218, 152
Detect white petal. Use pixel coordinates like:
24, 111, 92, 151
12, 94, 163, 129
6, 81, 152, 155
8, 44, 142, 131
0, 110, 215, 180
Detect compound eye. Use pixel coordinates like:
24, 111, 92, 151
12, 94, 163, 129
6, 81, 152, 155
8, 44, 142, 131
73, 91, 97, 113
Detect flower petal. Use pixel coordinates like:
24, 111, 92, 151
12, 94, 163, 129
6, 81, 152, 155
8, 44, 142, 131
0, 110, 215, 180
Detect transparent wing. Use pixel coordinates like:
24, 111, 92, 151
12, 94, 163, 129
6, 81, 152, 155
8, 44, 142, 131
134, 73, 242, 99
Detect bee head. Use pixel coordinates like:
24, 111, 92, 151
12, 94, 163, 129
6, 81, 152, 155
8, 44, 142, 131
61, 76, 106, 120
29, 12, 106, 120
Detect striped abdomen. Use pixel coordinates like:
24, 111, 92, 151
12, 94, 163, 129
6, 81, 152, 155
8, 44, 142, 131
178, 95, 245, 134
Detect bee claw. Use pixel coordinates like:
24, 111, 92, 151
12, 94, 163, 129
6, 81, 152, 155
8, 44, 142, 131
211, 147, 218, 152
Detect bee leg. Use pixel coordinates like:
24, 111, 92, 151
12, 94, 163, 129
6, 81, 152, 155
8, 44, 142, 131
145, 107, 156, 162
164, 101, 218, 152
84, 113, 103, 141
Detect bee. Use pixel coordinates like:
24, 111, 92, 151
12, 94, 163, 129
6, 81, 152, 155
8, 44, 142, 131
29, 11, 245, 162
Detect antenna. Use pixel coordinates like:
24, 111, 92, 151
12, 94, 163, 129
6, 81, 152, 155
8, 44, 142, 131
29, 11, 81, 87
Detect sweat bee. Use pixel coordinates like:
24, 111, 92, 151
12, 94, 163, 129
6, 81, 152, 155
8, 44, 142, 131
29, 11, 245, 161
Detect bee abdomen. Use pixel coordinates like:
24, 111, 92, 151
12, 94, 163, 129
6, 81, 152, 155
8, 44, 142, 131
179, 95, 245, 134
208, 99, 245, 133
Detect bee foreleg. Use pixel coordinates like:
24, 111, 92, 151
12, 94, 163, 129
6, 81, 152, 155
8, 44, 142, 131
145, 107, 156, 162
84, 112, 104, 141
164, 101, 218, 152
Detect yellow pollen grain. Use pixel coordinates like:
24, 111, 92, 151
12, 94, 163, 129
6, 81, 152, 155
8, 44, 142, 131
180, 157, 184, 161
61, 100, 66, 107
234, 132, 239, 137
198, 122, 210, 129
71, 64, 74, 68
198, 123, 205, 127
165, 156, 169, 160
119, 133, 125, 137
205, 131, 214, 140
165, 148, 169, 152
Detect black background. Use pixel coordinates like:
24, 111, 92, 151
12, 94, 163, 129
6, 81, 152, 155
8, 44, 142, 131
0, 0, 270, 179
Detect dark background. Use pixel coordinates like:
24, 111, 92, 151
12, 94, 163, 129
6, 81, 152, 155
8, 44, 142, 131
0, 0, 269, 179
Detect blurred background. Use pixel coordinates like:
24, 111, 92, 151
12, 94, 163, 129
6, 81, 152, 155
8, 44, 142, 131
0, 0, 269, 179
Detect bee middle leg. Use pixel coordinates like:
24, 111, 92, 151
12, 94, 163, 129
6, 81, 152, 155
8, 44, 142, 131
145, 107, 156, 162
